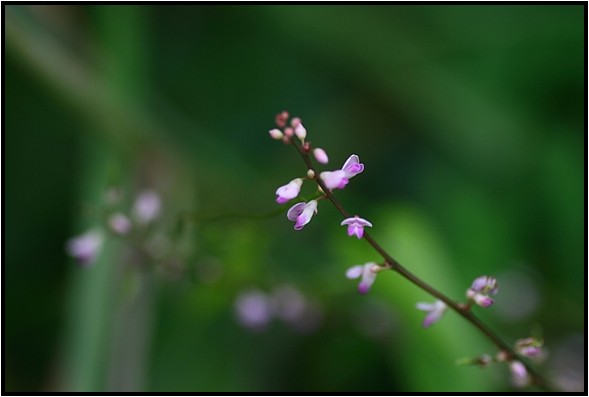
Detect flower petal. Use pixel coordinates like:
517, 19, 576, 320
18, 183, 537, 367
341, 154, 364, 178
346, 265, 364, 279
416, 302, 434, 311
287, 202, 306, 221
348, 223, 364, 239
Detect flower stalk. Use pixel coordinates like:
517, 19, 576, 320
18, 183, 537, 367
278, 116, 551, 391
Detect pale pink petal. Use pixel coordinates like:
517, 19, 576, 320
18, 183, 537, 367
320, 170, 348, 190
346, 265, 364, 279
416, 302, 434, 311
276, 178, 303, 204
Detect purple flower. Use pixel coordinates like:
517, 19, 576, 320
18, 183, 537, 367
234, 289, 273, 331
515, 337, 543, 357
313, 148, 329, 164
66, 229, 103, 266
287, 200, 318, 230
510, 360, 530, 387
319, 154, 364, 190
319, 170, 349, 190
416, 300, 448, 328
133, 190, 161, 224
108, 213, 132, 235
466, 275, 498, 307
341, 154, 364, 178
276, 178, 303, 204
340, 215, 373, 239
346, 262, 379, 294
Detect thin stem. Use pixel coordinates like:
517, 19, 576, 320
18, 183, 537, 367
292, 140, 551, 391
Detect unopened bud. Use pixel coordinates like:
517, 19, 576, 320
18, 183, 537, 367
294, 123, 307, 140
269, 128, 284, 140
496, 350, 509, 362
313, 148, 329, 164
284, 127, 294, 137
306, 169, 316, 179
275, 111, 289, 128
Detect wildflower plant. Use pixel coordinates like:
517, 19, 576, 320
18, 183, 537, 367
267, 111, 550, 390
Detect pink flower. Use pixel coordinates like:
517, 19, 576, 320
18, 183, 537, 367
234, 289, 273, 331
66, 229, 103, 266
341, 154, 364, 178
346, 262, 379, 294
510, 360, 530, 387
287, 200, 318, 230
276, 178, 303, 204
313, 148, 329, 164
466, 275, 498, 307
416, 300, 448, 328
319, 170, 348, 190
291, 118, 306, 140
340, 215, 373, 239
319, 154, 364, 190
108, 213, 132, 235
133, 190, 161, 224
515, 337, 543, 357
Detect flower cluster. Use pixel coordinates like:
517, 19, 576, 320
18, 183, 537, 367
466, 275, 498, 307
66, 188, 164, 267
234, 285, 322, 333
269, 111, 372, 237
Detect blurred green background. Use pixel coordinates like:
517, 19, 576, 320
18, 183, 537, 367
4, 4, 585, 393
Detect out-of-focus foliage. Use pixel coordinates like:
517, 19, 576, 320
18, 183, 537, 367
5, 5, 585, 392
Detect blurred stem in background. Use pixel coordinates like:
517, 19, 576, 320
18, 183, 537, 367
64, 6, 154, 392
6, 5, 157, 391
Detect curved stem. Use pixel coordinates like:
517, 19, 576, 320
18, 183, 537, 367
293, 140, 551, 391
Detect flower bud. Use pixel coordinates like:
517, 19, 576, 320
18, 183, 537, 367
275, 111, 289, 128
294, 123, 307, 140
269, 128, 284, 140
313, 148, 329, 164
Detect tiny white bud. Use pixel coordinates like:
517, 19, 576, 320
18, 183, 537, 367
306, 169, 316, 179
269, 128, 284, 140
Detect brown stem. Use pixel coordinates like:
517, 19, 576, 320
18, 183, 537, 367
292, 140, 551, 391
